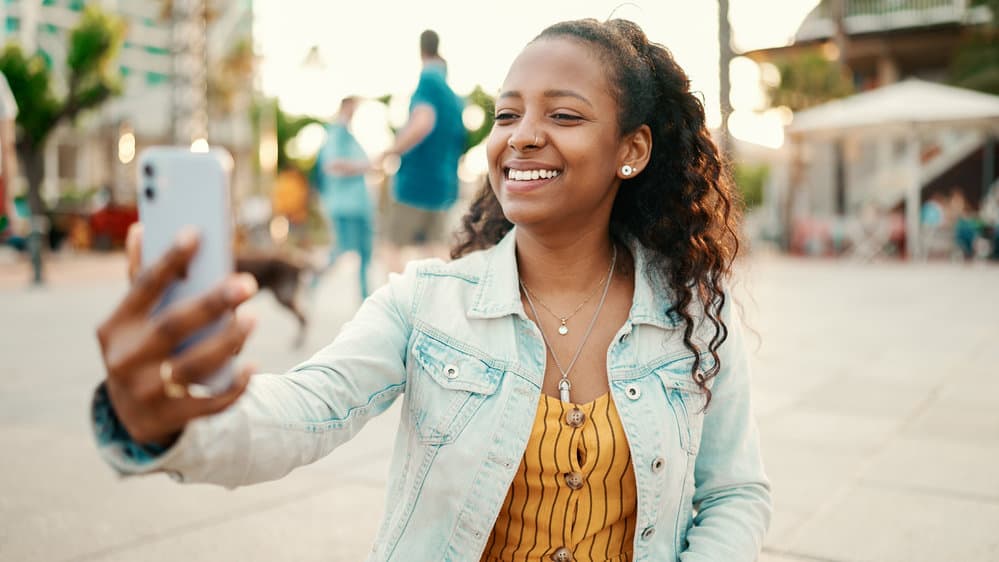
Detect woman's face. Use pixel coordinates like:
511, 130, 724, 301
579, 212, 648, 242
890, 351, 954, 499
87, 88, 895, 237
487, 37, 628, 231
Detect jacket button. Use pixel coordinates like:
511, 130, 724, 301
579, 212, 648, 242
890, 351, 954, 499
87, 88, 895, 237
563, 471, 584, 490
444, 364, 459, 379
641, 526, 656, 540
625, 384, 641, 400
565, 407, 586, 428
651, 457, 666, 473
550, 547, 573, 561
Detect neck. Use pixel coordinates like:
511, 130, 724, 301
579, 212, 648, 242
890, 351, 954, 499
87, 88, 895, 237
515, 226, 616, 295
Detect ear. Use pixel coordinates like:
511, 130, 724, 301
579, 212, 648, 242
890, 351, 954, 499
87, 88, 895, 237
617, 124, 652, 179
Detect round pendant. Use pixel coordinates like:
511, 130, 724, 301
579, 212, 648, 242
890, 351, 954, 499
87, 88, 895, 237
558, 324, 569, 335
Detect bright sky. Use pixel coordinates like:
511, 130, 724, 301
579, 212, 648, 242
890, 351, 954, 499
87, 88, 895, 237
255, 0, 820, 156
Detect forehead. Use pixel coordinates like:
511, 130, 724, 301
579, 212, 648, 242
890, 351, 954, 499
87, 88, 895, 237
502, 37, 614, 98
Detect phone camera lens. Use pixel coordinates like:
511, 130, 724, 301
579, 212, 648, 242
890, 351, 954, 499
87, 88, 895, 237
143, 164, 154, 178
144, 186, 155, 201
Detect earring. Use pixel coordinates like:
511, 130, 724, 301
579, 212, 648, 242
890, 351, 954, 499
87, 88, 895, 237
621, 165, 634, 176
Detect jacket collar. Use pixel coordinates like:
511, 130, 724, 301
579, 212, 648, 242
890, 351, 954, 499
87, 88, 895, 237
467, 227, 676, 329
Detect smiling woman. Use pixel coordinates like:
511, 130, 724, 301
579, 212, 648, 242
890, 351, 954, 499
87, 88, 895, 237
90, 17, 769, 562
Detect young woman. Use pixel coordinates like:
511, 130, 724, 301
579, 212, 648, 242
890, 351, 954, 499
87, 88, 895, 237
92, 18, 770, 562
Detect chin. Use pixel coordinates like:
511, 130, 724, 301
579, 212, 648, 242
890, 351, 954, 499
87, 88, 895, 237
497, 200, 554, 228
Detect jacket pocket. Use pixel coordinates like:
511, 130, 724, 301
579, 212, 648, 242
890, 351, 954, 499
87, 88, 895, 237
406, 330, 500, 445
654, 353, 711, 455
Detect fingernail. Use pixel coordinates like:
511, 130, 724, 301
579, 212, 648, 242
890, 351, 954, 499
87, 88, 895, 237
226, 274, 257, 302
176, 227, 199, 249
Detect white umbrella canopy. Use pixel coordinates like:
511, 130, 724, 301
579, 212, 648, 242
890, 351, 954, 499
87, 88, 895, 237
784, 79, 999, 260
788, 79, 999, 138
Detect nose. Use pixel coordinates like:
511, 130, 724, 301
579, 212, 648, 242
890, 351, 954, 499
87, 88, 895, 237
507, 121, 543, 152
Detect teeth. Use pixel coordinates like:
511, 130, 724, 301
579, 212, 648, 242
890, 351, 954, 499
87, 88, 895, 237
508, 169, 560, 181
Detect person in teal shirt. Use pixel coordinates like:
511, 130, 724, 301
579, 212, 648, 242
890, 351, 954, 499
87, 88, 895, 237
310, 96, 373, 299
379, 30, 465, 270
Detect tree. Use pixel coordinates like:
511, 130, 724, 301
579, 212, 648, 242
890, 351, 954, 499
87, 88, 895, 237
0, 6, 125, 217
767, 50, 854, 112
949, 0, 999, 95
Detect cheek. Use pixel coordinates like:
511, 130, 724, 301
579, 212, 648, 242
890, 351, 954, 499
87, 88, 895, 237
485, 130, 505, 172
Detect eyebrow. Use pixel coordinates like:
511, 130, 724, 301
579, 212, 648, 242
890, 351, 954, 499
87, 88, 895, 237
497, 89, 593, 108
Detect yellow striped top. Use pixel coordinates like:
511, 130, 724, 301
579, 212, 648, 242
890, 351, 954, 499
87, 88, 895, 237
481, 392, 638, 562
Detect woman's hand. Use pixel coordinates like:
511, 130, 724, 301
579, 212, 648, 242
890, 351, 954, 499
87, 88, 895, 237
95, 224, 258, 447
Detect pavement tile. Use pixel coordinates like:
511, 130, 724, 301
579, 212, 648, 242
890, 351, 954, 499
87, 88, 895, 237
860, 437, 999, 500
784, 484, 999, 562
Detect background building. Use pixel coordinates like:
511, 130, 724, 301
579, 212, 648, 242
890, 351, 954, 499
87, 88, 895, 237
0, 0, 255, 207
742, 0, 998, 254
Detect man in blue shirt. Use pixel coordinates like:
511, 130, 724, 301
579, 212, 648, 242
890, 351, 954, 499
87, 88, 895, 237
379, 30, 465, 270
310, 96, 373, 299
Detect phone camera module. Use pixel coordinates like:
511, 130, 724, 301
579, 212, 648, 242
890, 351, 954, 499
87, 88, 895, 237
143, 164, 155, 178
144, 186, 156, 201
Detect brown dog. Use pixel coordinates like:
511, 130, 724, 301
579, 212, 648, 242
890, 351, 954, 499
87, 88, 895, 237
235, 251, 313, 348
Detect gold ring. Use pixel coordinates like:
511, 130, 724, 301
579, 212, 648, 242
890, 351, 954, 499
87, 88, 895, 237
160, 360, 187, 399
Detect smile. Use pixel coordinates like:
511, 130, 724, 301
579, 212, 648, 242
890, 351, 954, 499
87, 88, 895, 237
505, 168, 561, 181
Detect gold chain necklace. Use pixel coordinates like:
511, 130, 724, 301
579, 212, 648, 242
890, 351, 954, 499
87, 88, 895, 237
520, 245, 617, 403
519, 247, 616, 336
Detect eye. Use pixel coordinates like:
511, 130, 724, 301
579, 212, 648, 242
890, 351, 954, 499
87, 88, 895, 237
551, 112, 583, 122
494, 111, 519, 122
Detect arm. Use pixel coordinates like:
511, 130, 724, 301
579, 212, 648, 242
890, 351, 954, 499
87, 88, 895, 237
92, 260, 418, 487
326, 159, 371, 177
680, 301, 772, 561
385, 104, 435, 157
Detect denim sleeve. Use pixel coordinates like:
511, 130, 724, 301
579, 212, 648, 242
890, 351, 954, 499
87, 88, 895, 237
680, 299, 772, 561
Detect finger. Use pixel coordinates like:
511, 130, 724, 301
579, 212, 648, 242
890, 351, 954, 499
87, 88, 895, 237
176, 363, 255, 421
126, 223, 143, 284
167, 314, 256, 386
102, 273, 257, 383
144, 273, 257, 356
119, 227, 200, 316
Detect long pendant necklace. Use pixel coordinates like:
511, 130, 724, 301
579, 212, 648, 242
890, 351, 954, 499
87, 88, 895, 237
520, 254, 614, 336
520, 245, 617, 403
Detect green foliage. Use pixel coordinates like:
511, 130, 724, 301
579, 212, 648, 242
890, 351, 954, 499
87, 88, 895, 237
464, 85, 494, 152
733, 162, 769, 209
0, 45, 59, 147
949, 1, 999, 95
0, 5, 124, 150
250, 98, 321, 173
768, 50, 854, 111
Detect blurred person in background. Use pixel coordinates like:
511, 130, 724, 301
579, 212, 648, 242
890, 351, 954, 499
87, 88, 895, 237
980, 182, 999, 260
378, 29, 465, 272
0, 71, 18, 242
310, 96, 373, 300
89, 18, 770, 561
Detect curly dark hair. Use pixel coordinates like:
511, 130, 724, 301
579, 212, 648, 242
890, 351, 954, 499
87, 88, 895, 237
451, 18, 742, 406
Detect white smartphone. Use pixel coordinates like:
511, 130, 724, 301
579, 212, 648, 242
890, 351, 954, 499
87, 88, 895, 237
136, 146, 235, 394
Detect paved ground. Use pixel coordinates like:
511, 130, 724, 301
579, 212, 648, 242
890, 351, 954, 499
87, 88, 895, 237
0, 250, 997, 562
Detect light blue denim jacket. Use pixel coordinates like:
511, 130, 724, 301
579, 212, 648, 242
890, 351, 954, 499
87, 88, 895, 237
93, 228, 771, 561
